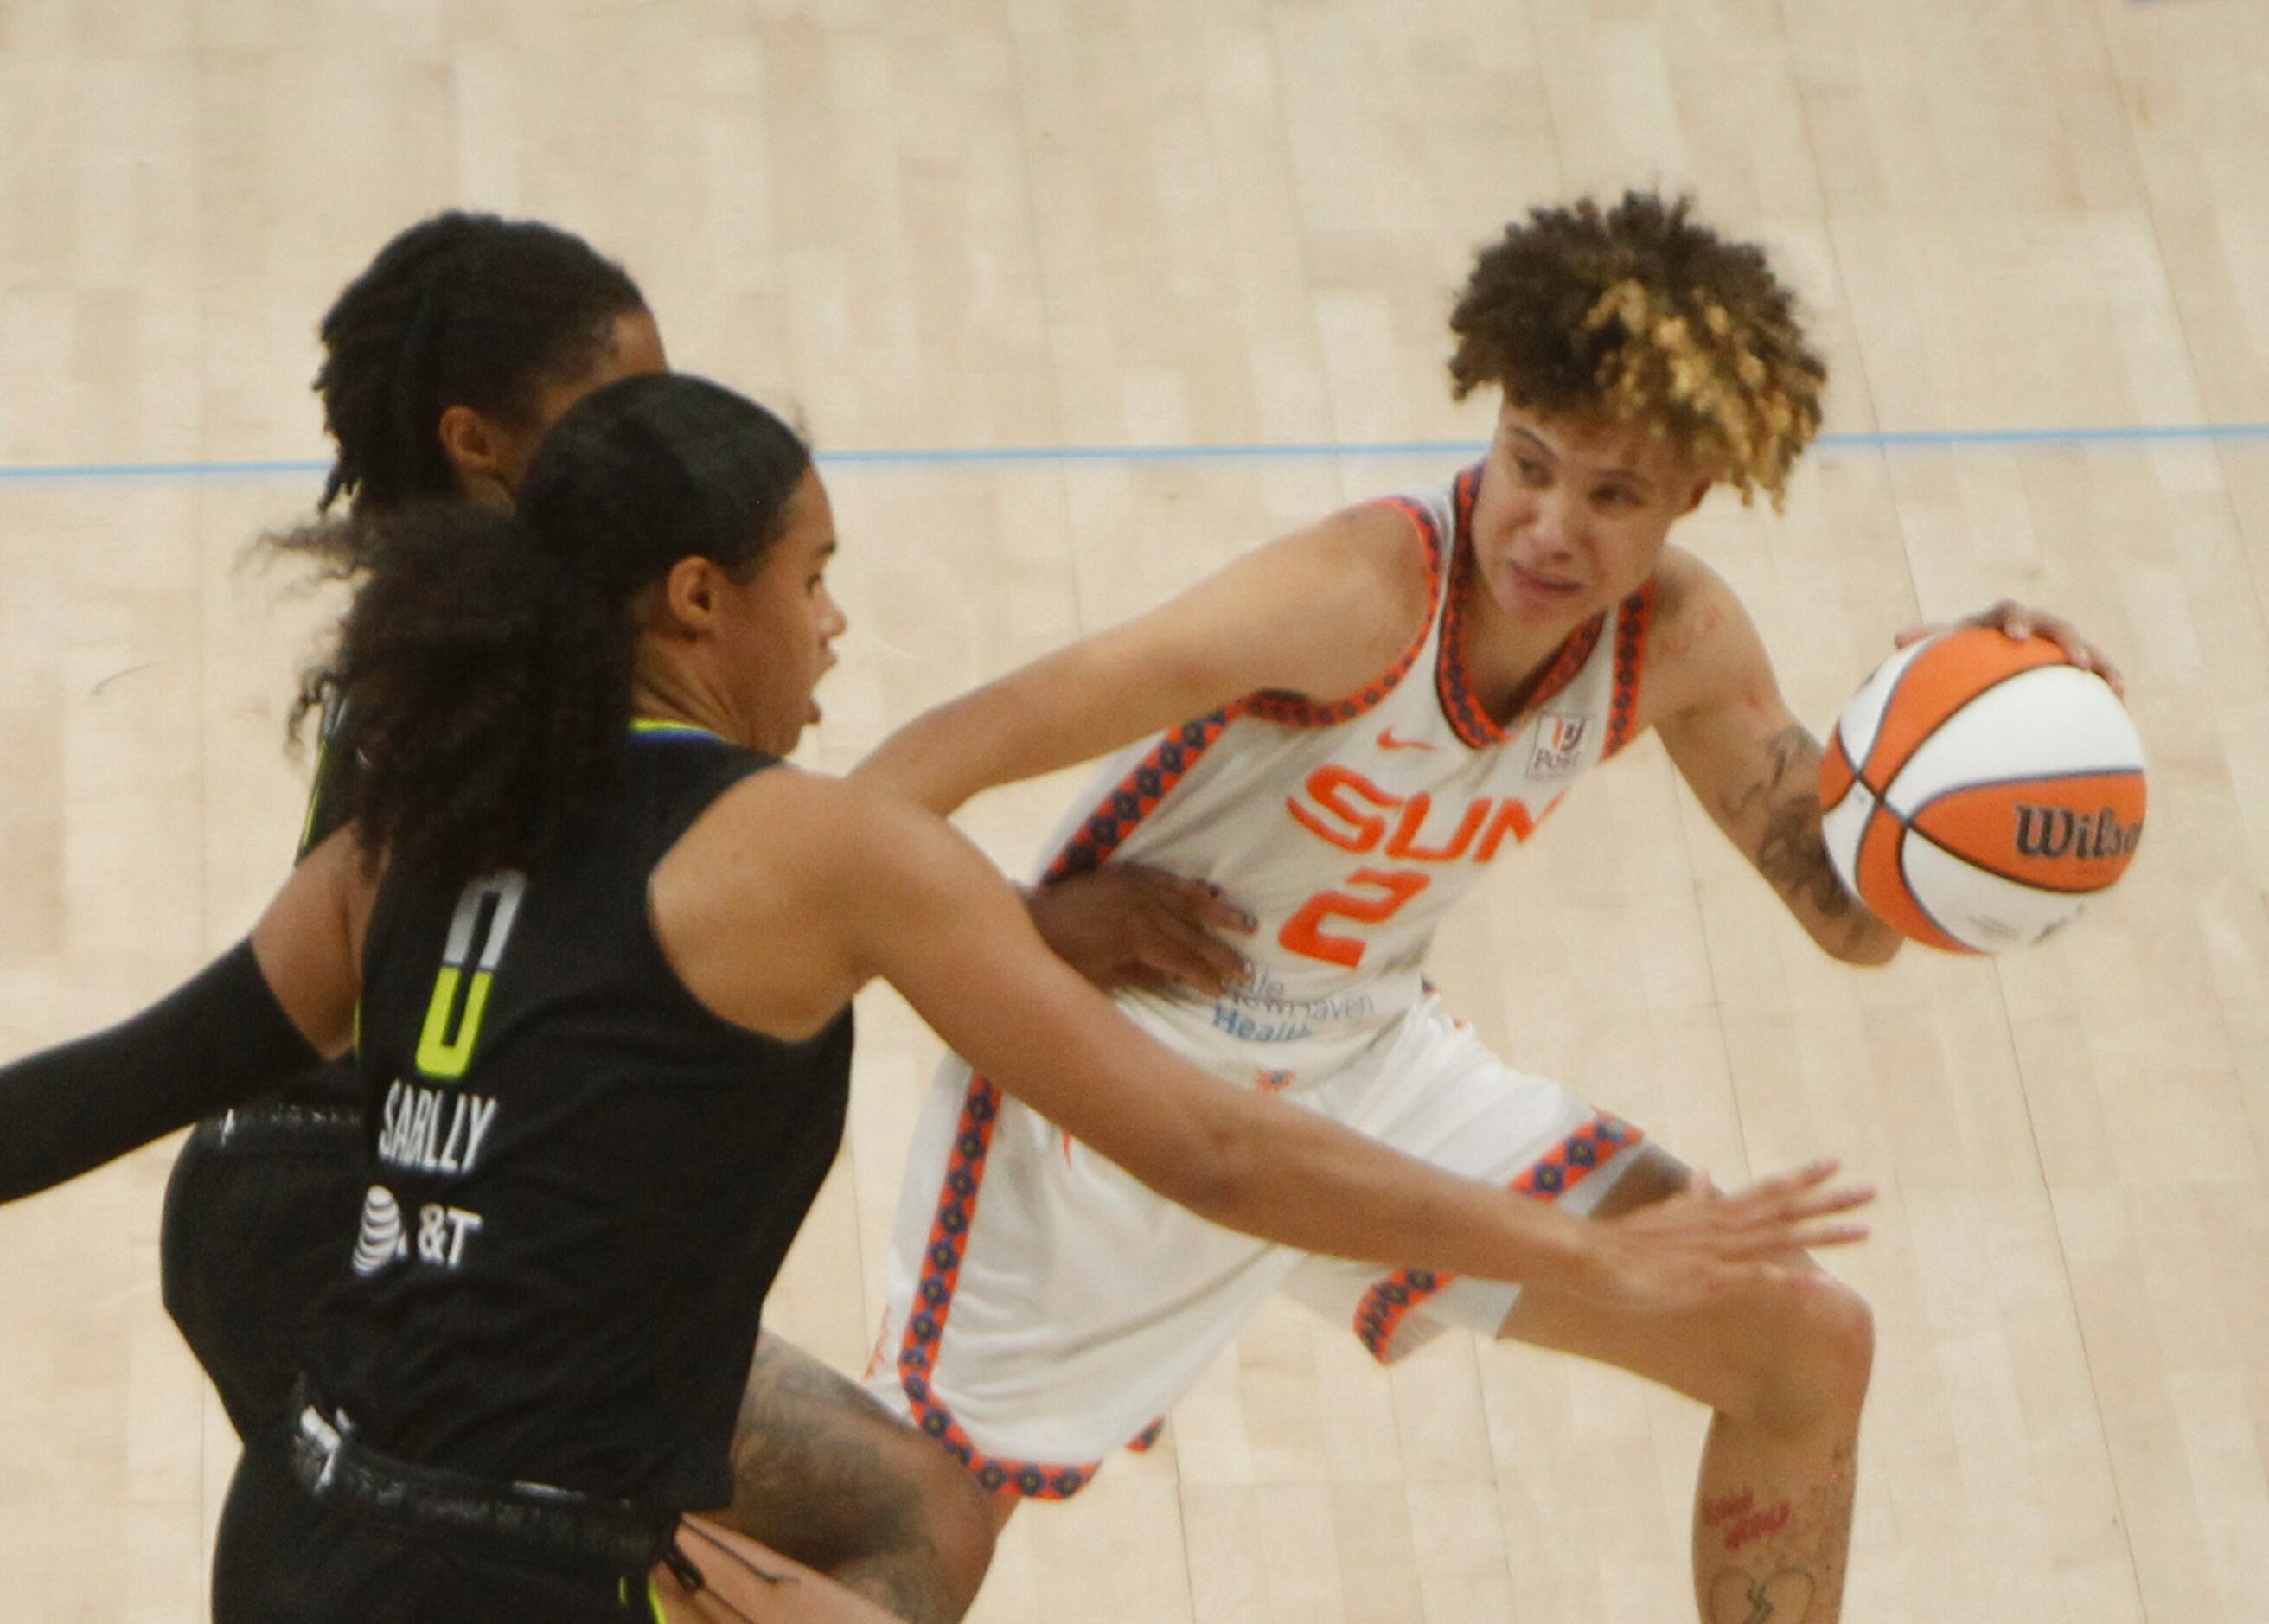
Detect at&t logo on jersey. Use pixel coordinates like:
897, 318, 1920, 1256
351, 1182, 484, 1276
1528, 713, 1590, 779
352, 1185, 406, 1276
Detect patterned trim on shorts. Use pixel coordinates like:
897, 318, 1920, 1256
892, 1073, 1103, 1499
1352, 1111, 1642, 1363
890, 1069, 1166, 1499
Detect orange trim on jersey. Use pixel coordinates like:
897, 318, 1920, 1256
1239, 493, 1448, 729
1352, 1112, 1641, 1362
1435, 465, 1608, 750
1043, 708, 1243, 883
1602, 582, 1655, 757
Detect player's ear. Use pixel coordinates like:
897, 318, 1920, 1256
438, 405, 521, 511
657, 554, 722, 632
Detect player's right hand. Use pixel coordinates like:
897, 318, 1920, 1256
1024, 866, 1256, 995
1573, 1160, 1873, 1314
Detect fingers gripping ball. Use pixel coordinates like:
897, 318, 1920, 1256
1818, 627, 2145, 953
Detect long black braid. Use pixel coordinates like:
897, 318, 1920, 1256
312, 212, 646, 515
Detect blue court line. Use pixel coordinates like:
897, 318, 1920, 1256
3, 422, 2268, 482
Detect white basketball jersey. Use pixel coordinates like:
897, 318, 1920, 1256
1032, 465, 1653, 1077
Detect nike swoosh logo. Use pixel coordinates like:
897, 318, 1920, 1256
1377, 726, 1437, 752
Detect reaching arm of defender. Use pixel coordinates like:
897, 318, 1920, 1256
853, 505, 1431, 817
0, 832, 363, 1204
818, 778, 1870, 1312
1650, 557, 1904, 966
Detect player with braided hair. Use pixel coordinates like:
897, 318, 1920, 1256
160, 211, 668, 1453
844, 190, 2117, 1621
310, 210, 653, 515
159, 214, 1035, 1622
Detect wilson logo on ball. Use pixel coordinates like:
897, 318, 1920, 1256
2011, 804, 2144, 862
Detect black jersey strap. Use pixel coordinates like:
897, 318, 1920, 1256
0, 941, 322, 1203
297, 693, 358, 861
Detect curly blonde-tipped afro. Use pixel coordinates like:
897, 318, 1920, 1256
1448, 191, 1826, 506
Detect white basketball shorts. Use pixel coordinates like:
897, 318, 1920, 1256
864, 991, 1648, 1499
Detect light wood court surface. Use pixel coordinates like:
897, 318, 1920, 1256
3, 1, 2267, 1619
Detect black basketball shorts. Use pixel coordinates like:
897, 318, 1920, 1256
160, 1089, 366, 1439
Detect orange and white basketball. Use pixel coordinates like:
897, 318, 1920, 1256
1818, 626, 2145, 953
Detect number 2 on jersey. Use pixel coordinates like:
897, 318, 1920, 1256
1278, 868, 1430, 969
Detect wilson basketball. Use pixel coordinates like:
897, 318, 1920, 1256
1818, 626, 2144, 953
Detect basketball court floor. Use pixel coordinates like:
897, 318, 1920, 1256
2, 1, 2266, 1619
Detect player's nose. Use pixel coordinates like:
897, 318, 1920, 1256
1530, 487, 1583, 557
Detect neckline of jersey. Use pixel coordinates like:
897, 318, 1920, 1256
1435, 464, 1609, 748
630, 718, 725, 742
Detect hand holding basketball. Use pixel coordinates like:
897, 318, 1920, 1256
1821, 611, 2144, 953
1895, 598, 2125, 696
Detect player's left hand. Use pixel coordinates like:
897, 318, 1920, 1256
1025, 865, 1256, 996
1895, 599, 2125, 698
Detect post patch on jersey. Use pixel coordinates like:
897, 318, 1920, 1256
1528, 713, 1591, 779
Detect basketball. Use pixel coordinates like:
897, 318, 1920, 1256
1818, 626, 2145, 953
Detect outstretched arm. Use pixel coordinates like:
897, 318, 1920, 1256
811, 777, 1870, 1309
0, 830, 364, 1203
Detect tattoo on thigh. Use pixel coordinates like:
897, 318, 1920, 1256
722, 1339, 950, 1616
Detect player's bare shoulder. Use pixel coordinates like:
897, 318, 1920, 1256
1634, 546, 1774, 732
1256, 499, 1441, 701
647, 766, 896, 1039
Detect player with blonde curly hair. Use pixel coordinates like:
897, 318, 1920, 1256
821, 191, 2114, 1621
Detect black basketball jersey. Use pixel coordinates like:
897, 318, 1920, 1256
298, 690, 359, 860
252, 694, 369, 1109
307, 726, 853, 1513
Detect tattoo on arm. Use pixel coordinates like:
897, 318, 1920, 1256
1719, 725, 1858, 924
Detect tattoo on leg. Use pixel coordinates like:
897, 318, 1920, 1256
1699, 1442, 1856, 1624
1701, 1489, 1794, 1552
1708, 1568, 1817, 1623
715, 1337, 976, 1624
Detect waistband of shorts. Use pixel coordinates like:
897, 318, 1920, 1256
285, 1378, 677, 1576
195, 1098, 362, 1150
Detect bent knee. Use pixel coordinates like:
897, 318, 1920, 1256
1748, 1271, 1874, 1435
911, 1442, 1003, 1606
